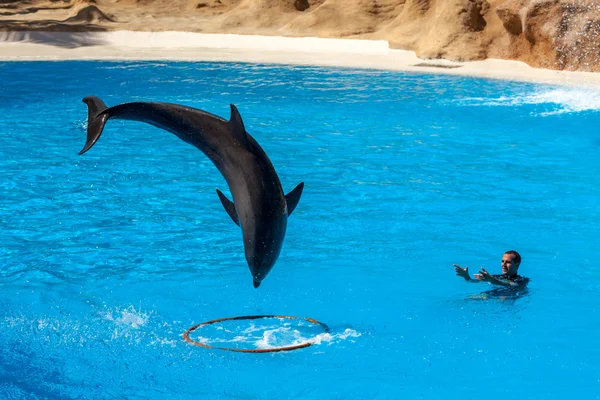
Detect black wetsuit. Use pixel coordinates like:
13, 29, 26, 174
485, 274, 530, 299
492, 274, 529, 286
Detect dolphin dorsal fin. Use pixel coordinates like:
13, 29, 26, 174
216, 189, 239, 226
228, 104, 249, 147
285, 182, 304, 217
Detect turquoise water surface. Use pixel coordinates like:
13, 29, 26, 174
1, 61, 599, 399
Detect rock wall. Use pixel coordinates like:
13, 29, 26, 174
1, 0, 599, 72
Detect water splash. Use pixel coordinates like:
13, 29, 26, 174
458, 87, 600, 115
255, 327, 306, 349
101, 305, 151, 328
312, 328, 362, 346
100, 305, 157, 343
1, 303, 182, 350
186, 318, 361, 350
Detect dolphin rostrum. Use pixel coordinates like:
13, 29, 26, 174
79, 96, 304, 288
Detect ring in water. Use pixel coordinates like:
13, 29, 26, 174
183, 315, 330, 353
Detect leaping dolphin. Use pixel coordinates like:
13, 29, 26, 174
79, 96, 304, 288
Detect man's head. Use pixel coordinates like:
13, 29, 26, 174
501, 250, 521, 276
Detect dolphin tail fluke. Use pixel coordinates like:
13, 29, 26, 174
285, 182, 304, 217
216, 189, 240, 226
79, 96, 110, 155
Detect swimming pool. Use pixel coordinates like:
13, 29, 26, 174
1, 61, 599, 399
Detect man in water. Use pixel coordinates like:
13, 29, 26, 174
453, 250, 529, 287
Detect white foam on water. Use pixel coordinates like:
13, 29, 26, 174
311, 328, 362, 346
254, 327, 304, 349
241, 322, 280, 335
4, 309, 361, 352
457, 87, 600, 116
252, 327, 362, 349
191, 335, 214, 345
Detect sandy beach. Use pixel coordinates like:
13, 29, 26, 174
2, 30, 600, 89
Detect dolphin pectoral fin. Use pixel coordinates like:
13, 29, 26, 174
285, 182, 304, 217
79, 96, 110, 155
228, 104, 249, 147
216, 189, 240, 226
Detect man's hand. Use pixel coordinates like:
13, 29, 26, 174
474, 267, 496, 283
453, 264, 471, 281
474, 267, 514, 286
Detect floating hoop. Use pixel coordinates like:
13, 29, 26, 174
183, 315, 329, 353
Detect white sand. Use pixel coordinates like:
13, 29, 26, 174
1, 30, 600, 88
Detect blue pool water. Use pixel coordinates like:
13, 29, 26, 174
1, 61, 599, 399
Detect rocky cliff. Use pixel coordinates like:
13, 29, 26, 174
1, 0, 599, 72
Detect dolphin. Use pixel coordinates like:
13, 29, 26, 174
79, 96, 304, 288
